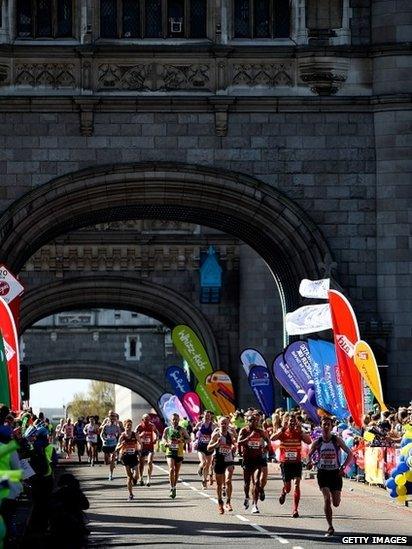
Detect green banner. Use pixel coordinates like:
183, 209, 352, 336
172, 325, 214, 383
195, 383, 220, 416
172, 325, 222, 414
0, 334, 10, 408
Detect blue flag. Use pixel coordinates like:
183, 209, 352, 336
165, 366, 191, 399
247, 365, 275, 416
308, 339, 349, 420
283, 341, 317, 408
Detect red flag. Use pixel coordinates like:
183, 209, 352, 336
0, 297, 20, 411
328, 290, 363, 427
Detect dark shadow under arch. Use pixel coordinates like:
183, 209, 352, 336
28, 360, 162, 412
20, 275, 220, 369
0, 162, 333, 313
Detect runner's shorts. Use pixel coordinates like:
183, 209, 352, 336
102, 445, 117, 454
242, 456, 267, 471
214, 459, 235, 475
280, 462, 303, 482
197, 444, 213, 456
121, 452, 139, 468
141, 449, 154, 458
317, 469, 343, 492
166, 454, 183, 464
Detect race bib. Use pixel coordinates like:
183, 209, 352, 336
107, 435, 116, 443
143, 436, 152, 445
87, 435, 97, 443
286, 451, 297, 460
247, 440, 260, 449
126, 448, 136, 455
219, 445, 231, 456
170, 442, 179, 450
319, 451, 338, 469
199, 434, 211, 443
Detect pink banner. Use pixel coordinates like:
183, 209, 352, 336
181, 391, 201, 423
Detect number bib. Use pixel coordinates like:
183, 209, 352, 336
170, 442, 179, 450
285, 451, 297, 461
199, 434, 211, 444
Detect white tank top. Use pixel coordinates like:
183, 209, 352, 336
318, 438, 340, 470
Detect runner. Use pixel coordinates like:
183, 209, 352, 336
55, 418, 64, 453
307, 416, 353, 537
237, 412, 270, 514
116, 419, 141, 501
73, 417, 86, 464
193, 411, 216, 489
207, 416, 236, 514
271, 413, 312, 517
100, 411, 122, 480
84, 416, 100, 466
162, 413, 190, 499
62, 418, 74, 459
135, 413, 158, 486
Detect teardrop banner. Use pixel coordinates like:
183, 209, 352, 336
328, 290, 363, 427
204, 370, 236, 416
158, 393, 174, 420
195, 383, 221, 416
272, 353, 320, 424
165, 365, 191, 399
172, 325, 222, 414
307, 338, 349, 420
181, 391, 201, 423
283, 341, 317, 408
354, 340, 387, 412
247, 364, 275, 416
240, 348, 267, 377
162, 395, 187, 423
0, 297, 20, 411
0, 334, 10, 408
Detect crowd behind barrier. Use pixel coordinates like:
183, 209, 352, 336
0, 400, 411, 547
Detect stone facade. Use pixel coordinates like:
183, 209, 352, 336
0, 1, 410, 405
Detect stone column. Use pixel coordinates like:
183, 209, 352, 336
0, 0, 9, 43
372, 1, 412, 404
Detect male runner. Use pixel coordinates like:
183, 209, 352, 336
237, 413, 270, 514
84, 416, 100, 466
307, 416, 353, 537
208, 416, 236, 514
136, 413, 158, 486
116, 419, 141, 501
62, 418, 74, 459
162, 413, 190, 499
271, 413, 312, 517
194, 411, 216, 489
73, 417, 86, 464
100, 411, 122, 480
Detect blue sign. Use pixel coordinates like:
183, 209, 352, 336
247, 365, 275, 416
200, 246, 222, 288
166, 365, 191, 399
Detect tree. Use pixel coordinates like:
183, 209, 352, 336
66, 381, 115, 420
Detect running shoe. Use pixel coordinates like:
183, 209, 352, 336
292, 510, 299, 518
128, 494, 134, 501
139, 479, 144, 486
279, 491, 286, 505
171, 487, 176, 499
108, 474, 113, 481
218, 503, 224, 514
146, 480, 151, 487
259, 488, 265, 501
243, 498, 249, 510
251, 504, 260, 514
225, 502, 233, 512
325, 527, 335, 537
202, 480, 207, 490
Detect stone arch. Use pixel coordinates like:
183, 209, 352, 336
0, 162, 333, 312
28, 360, 163, 412
20, 276, 220, 369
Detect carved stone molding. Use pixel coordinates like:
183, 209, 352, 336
209, 98, 235, 137
0, 65, 10, 86
298, 56, 349, 95
15, 63, 76, 88
232, 63, 293, 87
97, 64, 152, 91
73, 98, 100, 136
159, 64, 211, 91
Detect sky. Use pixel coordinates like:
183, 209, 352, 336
30, 379, 90, 411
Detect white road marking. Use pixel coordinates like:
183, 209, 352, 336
154, 464, 303, 547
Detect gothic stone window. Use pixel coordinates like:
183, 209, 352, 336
17, 0, 73, 38
234, 0, 290, 39
100, 0, 207, 39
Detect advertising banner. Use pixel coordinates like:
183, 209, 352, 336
272, 353, 319, 424
285, 304, 332, 335
0, 266, 24, 305
172, 325, 213, 383
0, 297, 20, 411
354, 340, 387, 412
165, 366, 191, 399
181, 391, 201, 423
364, 447, 385, 485
162, 395, 187, 423
283, 341, 317, 407
328, 290, 363, 427
195, 383, 221, 416
240, 348, 267, 377
248, 365, 275, 416
308, 339, 349, 420
0, 334, 10, 407
205, 370, 236, 415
